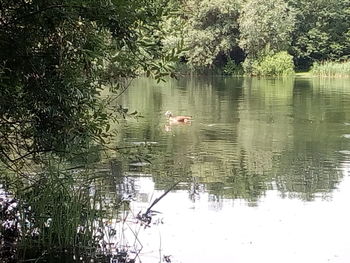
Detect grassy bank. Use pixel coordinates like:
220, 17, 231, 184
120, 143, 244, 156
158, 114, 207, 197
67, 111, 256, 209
311, 61, 350, 77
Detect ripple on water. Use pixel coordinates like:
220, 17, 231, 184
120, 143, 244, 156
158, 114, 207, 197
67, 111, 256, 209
129, 162, 150, 167
338, 150, 350, 155
129, 141, 158, 145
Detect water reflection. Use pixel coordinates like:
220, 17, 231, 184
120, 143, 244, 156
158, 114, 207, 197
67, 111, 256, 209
6, 75, 350, 262
107, 76, 350, 262
116, 76, 350, 202
112, 170, 350, 263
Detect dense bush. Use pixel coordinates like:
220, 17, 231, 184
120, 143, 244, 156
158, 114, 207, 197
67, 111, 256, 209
247, 51, 295, 76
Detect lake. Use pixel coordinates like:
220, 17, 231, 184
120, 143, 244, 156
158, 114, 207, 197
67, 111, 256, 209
108, 76, 350, 263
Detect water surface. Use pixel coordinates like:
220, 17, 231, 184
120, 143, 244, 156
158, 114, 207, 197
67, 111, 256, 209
110, 76, 350, 263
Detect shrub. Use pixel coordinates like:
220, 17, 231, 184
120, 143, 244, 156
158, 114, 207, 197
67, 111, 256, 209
245, 51, 295, 76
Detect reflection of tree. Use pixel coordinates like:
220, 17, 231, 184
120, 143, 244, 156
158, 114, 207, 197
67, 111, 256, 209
274, 153, 341, 201
271, 78, 350, 200
205, 148, 269, 204
115, 76, 350, 204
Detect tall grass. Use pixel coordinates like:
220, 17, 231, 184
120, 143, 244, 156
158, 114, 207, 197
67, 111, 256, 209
8, 163, 114, 259
311, 61, 350, 77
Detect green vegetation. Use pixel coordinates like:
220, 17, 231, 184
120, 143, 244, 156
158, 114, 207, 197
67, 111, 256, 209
223, 59, 244, 76
16, 167, 103, 252
181, 0, 241, 68
0, 0, 177, 260
1, 0, 350, 260
237, 0, 295, 75
250, 51, 295, 76
155, 0, 350, 76
1, 161, 126, 261
311, 61, 350, 77
289, 0, 350, 69
0, 0, 181, 170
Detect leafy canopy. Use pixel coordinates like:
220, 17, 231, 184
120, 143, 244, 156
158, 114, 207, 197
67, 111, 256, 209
181, 0, 241, 68
289, 0, 350, 68
239, 0, 295, 58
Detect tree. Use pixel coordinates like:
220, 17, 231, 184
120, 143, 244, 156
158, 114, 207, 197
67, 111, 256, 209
181, 0, 241, 68
288, 0, 350, 69
238, 0, 295, 59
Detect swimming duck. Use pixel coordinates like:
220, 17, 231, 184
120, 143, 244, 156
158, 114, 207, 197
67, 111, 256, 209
165, 111, 192, 123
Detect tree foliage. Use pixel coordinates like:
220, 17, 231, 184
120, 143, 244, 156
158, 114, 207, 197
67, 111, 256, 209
157, 0, 350, 72
181, 0, 241, 68
0, 0, 177, 168
289, 0, 350, 68
238, 0, 295, 59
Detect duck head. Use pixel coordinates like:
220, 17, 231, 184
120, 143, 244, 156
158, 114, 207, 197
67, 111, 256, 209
165, 111, 173, 118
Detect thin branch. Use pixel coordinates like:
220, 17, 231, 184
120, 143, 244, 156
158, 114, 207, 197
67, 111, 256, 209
145, 181, 180, 215
109, 78, 134, 103
0, 148, 14, 163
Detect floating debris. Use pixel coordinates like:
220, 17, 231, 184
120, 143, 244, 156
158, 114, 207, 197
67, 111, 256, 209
163, 255, 172, 262
136, 181, 179, 227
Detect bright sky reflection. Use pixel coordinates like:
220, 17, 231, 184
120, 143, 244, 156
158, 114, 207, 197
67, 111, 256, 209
123, 169, 350, 263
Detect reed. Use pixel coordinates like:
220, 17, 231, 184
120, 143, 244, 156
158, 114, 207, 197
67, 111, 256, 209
311, 61, 350, 77
12, 164, 110, 259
